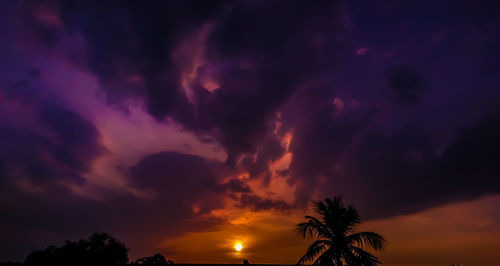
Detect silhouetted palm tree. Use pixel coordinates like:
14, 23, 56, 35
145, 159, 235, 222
297, 197, 386, 265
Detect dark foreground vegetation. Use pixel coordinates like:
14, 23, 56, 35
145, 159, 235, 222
1, 197, 390, 266
1, 264, 295, 266
0, 232, 292, 266
15, 232, 172, 265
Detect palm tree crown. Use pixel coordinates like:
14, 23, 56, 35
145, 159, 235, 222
297, 197, 386, 265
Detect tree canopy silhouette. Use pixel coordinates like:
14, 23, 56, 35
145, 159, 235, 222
133, 253, 173, 264
297, 197, 386, 265
25, 232, 128, 265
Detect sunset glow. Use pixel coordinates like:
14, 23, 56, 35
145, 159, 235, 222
1, 1, 500, 265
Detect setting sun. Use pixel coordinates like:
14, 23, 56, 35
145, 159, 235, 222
2, 1, 500, 266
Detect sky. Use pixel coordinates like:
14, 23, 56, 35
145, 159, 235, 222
0, 0, 500, 265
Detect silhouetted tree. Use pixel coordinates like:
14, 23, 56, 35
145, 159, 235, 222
133, 253, 173, 264
25, 232, 128, 265
297, 197, 386, 265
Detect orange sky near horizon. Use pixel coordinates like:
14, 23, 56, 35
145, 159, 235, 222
155, 195, 500, 266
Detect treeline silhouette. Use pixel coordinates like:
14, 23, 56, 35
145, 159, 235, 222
0, 197, 468, 266
0, 231, 291, 266
22, 232, 172, 265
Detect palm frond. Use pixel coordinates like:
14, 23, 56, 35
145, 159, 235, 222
343, 205, 361, 231
350, 246, 382, 266
312, 248, 339, 266
296, 240, 330, 264
314, 198, 342, 218
347, 231, 386, 251
296, 216, 333, 239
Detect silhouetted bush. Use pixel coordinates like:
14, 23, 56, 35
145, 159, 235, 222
133, 253, 173, 264
25, 232, 128, 265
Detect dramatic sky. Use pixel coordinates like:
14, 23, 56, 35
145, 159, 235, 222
1, 1, 500, 265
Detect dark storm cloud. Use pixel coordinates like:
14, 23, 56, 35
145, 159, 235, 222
0, 151, 231, 260
3, 79, 40, 102
431, 116, 500, 198
0, 103, 105, 258
276, 0, 500, 213
0, 148, 298, 260
326, 125, 438, 218
0, 174, 226, 261
285, 95, 375, 207
221, 178, 251, 193
40, 105, 104, 172
20, 0, 228, 117
10, 0, 500, 238
19, 0, 343, 164
129, 151, 286, 211
237, 194, 290, 212
388, 65, 425, 106
239, 136, 285, 184
179, 0, 342, 163
317, 116, 500, 219
129, 152, 230, 214
0, 63, 110, 259
0, 103, 103, 186
16, 0, 349, 219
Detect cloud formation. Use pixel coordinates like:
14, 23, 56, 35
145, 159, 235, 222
1, 0, 500, 263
